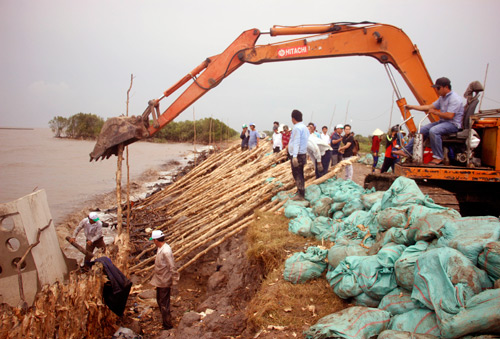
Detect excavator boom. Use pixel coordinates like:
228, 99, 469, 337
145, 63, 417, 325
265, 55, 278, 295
91, 22, 437, 161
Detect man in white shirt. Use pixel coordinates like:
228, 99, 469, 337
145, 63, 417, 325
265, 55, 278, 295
307, 123, 333, 178
272, 126, 283, 153
150, 230, 179, 330
320, 126, 330, 144
69, 211, 105, 263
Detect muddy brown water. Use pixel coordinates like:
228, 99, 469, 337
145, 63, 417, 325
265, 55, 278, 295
0, 128, 200, 224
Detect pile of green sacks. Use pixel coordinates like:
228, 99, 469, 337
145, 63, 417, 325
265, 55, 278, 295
276, 176, 500, 338
357, 153, 384, 170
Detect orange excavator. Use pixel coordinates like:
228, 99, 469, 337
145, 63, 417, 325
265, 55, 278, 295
90, 22, 500, 214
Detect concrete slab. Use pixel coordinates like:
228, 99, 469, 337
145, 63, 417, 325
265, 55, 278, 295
0, 190, 70, 307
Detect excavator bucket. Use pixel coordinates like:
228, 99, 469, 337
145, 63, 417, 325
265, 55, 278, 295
89, 116, 150, 161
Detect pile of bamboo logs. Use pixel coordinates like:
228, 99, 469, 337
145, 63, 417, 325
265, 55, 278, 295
128, 140, 357, 277
0, 268, 117, 338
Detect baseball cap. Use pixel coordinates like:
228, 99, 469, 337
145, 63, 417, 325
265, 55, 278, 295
249, 122, 255, 126
336, 124, 344, 129
149, 229, 165, 240
432, 77, 451, 88
242, 124, 247, 128
88, 212, 99, 221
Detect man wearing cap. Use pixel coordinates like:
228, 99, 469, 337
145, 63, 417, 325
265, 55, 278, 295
69, 212, 105, 263
289, 109, 309, 200
150, 230, 179, 330
394, 77, 464, 165
330, 124, 344, 167
248, 123, 260, 150
240, 124, 249, 151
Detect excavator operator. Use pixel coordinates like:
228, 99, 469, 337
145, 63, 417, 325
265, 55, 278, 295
393, 77, 464, 165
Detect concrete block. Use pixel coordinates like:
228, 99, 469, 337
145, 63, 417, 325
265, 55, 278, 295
0, 190, 70, 307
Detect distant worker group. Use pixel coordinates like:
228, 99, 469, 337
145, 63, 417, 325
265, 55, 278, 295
240, 110, 359, 201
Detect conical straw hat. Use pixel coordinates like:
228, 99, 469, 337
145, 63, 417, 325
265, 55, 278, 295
372, 128, 384, 136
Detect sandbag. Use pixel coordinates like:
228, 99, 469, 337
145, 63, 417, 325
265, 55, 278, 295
303, 306, 391, 339
288, 214, 313, 238
394, 241, 429, 291
383, 227, 412, 246
357, 245, 406, 300
353, 292, 380, 308
330, 202, 346, 213
284, 200, 312, 219
342, 198, 364, 217
378, 287, 421, 315
332, 210, 345, 220
326, 256, 364, 299
305, 184, 323, 204
439, 288, 500, 339
378, 330, 438, 339
381, 177, 427, 209
437, 216, 500, 265
477, 241, 500, 281
389, 309, 440, 336
360, 191, 385, 210
377, 206, 411, 230
327, 238, 370, 268
283, 247, 328, 284
312, 197, 333, 217
407, 212, 459, 243
411, 247, 493, 325
311, 216, 339, 242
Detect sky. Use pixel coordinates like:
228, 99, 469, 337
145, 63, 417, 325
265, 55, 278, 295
1, 0, 500, 136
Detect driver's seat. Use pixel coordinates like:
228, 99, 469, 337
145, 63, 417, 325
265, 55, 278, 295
442, 81, 483, 165
442, 81, 483, 142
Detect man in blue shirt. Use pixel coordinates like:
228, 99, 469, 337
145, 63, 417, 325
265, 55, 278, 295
288, 109, 309, 200
394, 77, 464, 165
248, 123, 260, 150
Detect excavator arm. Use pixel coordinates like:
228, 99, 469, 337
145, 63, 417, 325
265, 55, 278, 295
90, 22, 438, 161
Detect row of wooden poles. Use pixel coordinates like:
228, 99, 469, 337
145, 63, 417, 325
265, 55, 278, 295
126, 140, 357, 278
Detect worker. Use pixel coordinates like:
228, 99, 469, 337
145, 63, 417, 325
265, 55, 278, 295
307, 122, 332, 178
281, 125, 291, 150
240, 124, 249, 151
69, 212, 105, 264
330, 124, 344, 166
380, 125, 402, 173
393, 77, 464, 165
289, 109, 309, 200
371, 128, 384, 173
150, 229, 179, 330
248, 123, 259, 150
272, 126, 283, 153
338, 124, 355, 180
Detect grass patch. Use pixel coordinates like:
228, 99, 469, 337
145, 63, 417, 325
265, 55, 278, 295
246, 210, 346, 333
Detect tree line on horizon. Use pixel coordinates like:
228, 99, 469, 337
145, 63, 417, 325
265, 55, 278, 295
48, 113, 238, 143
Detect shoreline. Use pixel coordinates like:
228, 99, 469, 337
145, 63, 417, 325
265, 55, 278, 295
57, 145, 216, 260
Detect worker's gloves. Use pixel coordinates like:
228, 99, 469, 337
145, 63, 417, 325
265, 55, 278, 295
292, 157, 299, 168
317, 162, 324, 172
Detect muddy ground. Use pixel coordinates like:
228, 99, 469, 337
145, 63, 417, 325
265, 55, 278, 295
112, 162, 373, 339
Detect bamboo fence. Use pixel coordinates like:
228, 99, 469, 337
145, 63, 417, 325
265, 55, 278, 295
128, 140, 358, 276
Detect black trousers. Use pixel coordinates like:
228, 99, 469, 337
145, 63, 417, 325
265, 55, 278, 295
381, 157, 396, 173
291, 153, 307, 197
85, 237, 106, 263
156, 287, 172, 328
